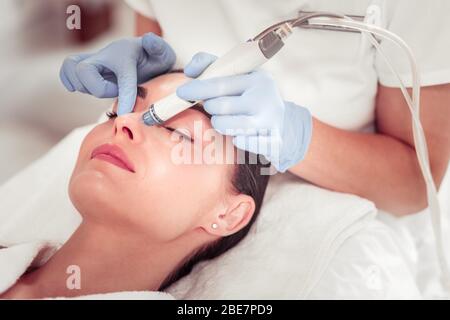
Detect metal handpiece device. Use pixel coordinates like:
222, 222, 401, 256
141, 11, 359, 126
141, 23, 293, 126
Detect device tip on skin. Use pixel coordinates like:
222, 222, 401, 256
142, 104, 162, 126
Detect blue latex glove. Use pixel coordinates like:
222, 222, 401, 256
177, 52, 312, 172
60, 33, 176, 115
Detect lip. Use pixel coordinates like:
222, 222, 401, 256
91, 143, 135, 173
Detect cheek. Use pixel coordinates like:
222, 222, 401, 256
130, 160, 229, 241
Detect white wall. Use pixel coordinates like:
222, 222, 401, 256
0, 0, 135, 183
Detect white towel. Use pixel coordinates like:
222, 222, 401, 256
0, 126, 89, 246
1, 125, 411, 299
167, 173, 377, 299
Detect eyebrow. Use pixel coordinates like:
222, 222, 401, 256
137, 86, 148, 99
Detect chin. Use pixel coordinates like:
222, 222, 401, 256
68, 168, 146, 231
69, 169, 117, 220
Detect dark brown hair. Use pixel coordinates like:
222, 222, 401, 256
158, 105, 271, 291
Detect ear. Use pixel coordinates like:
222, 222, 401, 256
205, 194, 255, 237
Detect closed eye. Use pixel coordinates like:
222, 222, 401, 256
163, 126, 194, 143
106, 111, 118, 119
105, 111, 194, 143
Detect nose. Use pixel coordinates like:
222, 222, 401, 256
113, 113, 144, 144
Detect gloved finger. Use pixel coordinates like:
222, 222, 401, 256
233, 135, 280, 172
177, 72, 257, 101
59, 68, 74, 92
142, 33, 169, 56
116, 59, 138, 115
184, 52, 218, 78
233, 135, 281, 159
60, 53, 92, 93
233, 135, 259, 155
141, 33, 176, 74
203, 96, 255, 116
76, 61, 119, 98
210, 115, 256, 135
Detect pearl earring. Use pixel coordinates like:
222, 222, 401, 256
211, 223, 218, 229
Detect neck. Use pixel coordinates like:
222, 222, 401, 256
5, 221, 203, 299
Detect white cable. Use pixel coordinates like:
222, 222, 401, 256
307, 17, 450, 290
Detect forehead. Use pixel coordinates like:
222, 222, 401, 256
144, 72, 189, 103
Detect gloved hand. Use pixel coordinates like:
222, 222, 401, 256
60, 33, 176, 115
177, 52, 312, 172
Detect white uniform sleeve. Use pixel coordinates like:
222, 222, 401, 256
308, 220, 422, 299
376, 0, 450, 87
124, 0, 155, 19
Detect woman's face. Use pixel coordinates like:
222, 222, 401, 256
69, 73, 246, 242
